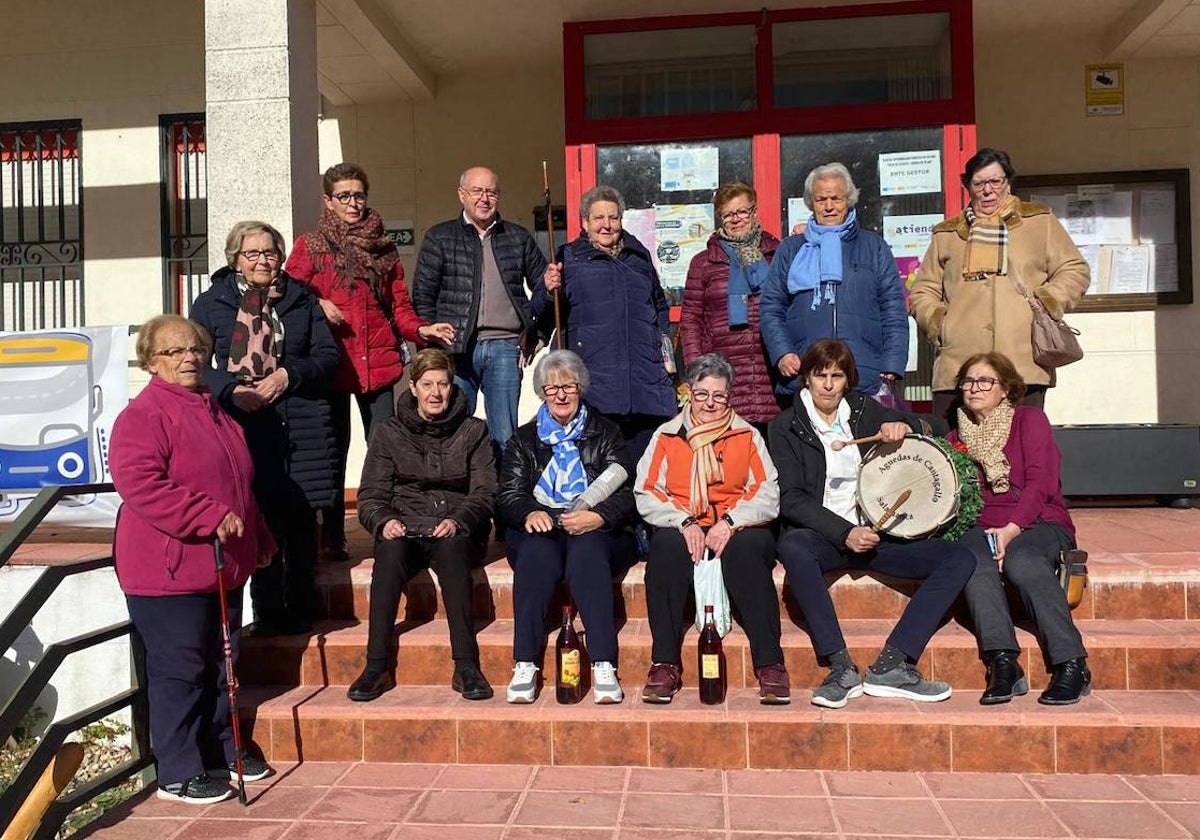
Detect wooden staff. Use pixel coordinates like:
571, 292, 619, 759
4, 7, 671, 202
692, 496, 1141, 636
542, 160, 563, 349
2, 743, 84, 840
830, 432, 884, 452
871, 489, 911, 533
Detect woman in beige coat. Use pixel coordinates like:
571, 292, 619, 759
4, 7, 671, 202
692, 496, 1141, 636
909, 148, 1090, 422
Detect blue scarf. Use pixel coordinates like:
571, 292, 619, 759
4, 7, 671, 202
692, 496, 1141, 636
533, 402, 590, 509
786, 209, 858, 310
721, 242, 770, 328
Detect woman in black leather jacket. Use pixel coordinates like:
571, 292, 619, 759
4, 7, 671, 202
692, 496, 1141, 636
497, 350, 636, 704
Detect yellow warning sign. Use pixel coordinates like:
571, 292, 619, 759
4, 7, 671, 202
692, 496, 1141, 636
1085, 64, 1124, 116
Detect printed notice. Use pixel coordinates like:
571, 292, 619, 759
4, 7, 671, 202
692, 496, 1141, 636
883, 214, 943, 257
653, 203, 713, 287
1085, 63, 1124, 116
1108, 244, 1151, 294
1139, 190, 1175, 244
660, 147, 719, 192
878, 150, 942, 196
1065, 191, 1132, 247
622, 208, 657, 259
1153, 244, 1179, 293
787, 197, 809, 236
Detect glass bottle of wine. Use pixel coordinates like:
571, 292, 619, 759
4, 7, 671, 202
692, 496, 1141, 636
698, 604, 725, 704
555, 605, 584, 704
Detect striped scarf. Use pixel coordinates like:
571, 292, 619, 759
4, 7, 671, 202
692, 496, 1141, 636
533, 402, 590, 509
963, 196, 1018, 281
687, 408, 735, 517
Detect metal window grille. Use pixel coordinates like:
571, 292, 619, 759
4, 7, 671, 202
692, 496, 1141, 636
159, 114, 208, 316
0, 121, 83, 331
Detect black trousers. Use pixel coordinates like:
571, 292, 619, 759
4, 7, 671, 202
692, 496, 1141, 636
327, 387, 395, 549
645, 527, 783, 669
777, 528, 974, 661
959, 523, 1087, 665
126, 588, 243, 786
253, 499, 318, 626
508, 529, 625, 664
366, 534, 479, 665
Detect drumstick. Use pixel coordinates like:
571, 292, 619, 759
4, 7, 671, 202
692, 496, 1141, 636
831, 432, 884, 452
871, 489, 912, 533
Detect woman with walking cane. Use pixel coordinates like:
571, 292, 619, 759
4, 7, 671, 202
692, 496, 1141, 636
110, 315, 276, 804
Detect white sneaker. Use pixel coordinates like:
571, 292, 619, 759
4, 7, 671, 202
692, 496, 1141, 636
592, 661, 624, 704
507, 661, 539, 703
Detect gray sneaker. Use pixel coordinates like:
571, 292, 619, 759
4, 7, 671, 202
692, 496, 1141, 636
811, 665, 863, 709
863, 662, 951, 702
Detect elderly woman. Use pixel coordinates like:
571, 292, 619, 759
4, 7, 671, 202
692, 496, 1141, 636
190, 221, 339, 637
110, 316, 274, 804
767, 340, 974, 707
350, 348, 497, 702
910, 148, 1090, 422
948, 352, 1089, 705
287, 162, 456, 562
760, 162, 908, 399
681, 181, 782, 428
497, 350, 636, 704
635, 353, 788, 704
542, 185, 677, 465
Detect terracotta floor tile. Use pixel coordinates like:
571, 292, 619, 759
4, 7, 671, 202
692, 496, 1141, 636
457, 719, 552, 765
1048, 801, 1190, 839
337, 763, 445, 788
939, 799, 1066, 837
71, 817, 191, 840
529, 765, 628, 791
432, 763, 534, 790
553, 720, 648, 766
1054, 726, 1163, 775
728, 794, 837, 834
391, 826, 503, 839
106, 790, 206, 820
726, 768, 825, 797
1127, 774, 1200, 802
362, 719, 455, 763
951, 724, 1054, 774
621, 792, 726, 830
922, 772, 1035, 799
618, 831, 725, 840
627, 766, 724, 794
649, 721, 747, 768
203, 785, 324, 820
1157, 802, 1200, 836
511, 790, 623, 827
825, 769, 929, 798
747, 720, 848, 770
280, 822, 397, 840
407, 789, 521, 824
831, 797, 951, 836
169, 820, 289, 840
305, 787, 421, 822
268, 762, 354, 787
1024, 773, 1140, 801
847, 723, 951, 772
506, 830, 613, 840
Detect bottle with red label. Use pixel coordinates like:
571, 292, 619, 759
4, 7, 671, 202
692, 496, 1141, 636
697, 604, 725, 705
555, 605, 584, 704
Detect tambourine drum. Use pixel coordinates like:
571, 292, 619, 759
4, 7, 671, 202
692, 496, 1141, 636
856, 435, 959, 538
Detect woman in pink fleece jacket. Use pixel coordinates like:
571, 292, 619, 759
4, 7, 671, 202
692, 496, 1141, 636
109, 315, 275, 805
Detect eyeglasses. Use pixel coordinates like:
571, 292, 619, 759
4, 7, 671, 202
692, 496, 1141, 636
238, 249, 281, 263
719, 205, 756, 222
959, 376, 999, 391
541, 383, 580, 397
461, 187, 499, 200
331, 191, 368, 205
154, 346, 207, 360
969, 176, 1008, 192
690, 390, 730, 405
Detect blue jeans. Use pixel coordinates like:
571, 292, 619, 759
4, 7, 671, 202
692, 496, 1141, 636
454, 336, 522, 449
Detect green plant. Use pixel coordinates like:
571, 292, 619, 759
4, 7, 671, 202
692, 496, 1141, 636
932, 436, 983, 542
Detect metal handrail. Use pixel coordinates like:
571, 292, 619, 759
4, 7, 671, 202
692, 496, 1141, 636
0, 481, 152, 838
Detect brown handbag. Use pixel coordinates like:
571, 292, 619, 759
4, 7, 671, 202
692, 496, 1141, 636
1058, 548, 1089, 609
1011, 273, 1083, 369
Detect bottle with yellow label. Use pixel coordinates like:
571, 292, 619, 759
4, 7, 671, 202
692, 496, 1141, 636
698, 604, 725, 705
555, 605, 584, 704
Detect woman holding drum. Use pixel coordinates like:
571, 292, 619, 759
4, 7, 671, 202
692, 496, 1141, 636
949, 352, 1090, 706
767, 339, 974, 708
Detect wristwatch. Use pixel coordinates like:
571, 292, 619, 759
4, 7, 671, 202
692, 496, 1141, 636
721, 512, 736, 529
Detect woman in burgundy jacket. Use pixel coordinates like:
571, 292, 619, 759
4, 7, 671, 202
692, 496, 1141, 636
110, 315, 275, 804
681, 181, 781, 429
287, 162, 454, 560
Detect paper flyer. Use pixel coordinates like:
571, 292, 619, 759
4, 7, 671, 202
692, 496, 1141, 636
882, 214, 943, 258
653, 203, 713, 287
660, 147, 719, 192
1139, 190, 1175, 244
878, 150, 942, 196
622, 208, 657, 263
786, 198, 809, 237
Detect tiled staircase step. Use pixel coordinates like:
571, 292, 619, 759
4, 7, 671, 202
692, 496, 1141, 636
313, 553, 1200, 623
241, 683, 1200, 775
239, 617, 1200, 693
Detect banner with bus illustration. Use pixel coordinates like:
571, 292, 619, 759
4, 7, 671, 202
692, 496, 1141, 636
0, 326, 127, 524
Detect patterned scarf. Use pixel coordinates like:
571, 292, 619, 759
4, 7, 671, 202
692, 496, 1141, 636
228, 281, 283, 383
787, 209, 857, 310
304, 206, 399, 292
687, 407, 735, 517
718, 224, 768, 328
716, 222, 764, 267
589, 235, 624, 259
962, 195, 1019, 281
957, 399, 1016, 493
533, 402, 590, 509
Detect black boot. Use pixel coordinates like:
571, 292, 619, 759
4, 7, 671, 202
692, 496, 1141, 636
1038, 657, 1091, 706
453, 660, 494, 701
347, 664, 395, 702
981, 650, 1028, 705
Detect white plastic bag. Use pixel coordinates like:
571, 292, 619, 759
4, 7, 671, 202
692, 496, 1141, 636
693, 550, 732, 638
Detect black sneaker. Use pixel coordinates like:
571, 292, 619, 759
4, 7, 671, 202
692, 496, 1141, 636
209, 755, 273, 782
157, 772, 234, 804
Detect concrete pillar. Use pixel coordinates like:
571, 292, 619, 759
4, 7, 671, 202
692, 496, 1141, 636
204, 0, 320, 268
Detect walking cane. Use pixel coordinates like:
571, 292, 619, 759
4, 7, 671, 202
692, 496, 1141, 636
542, 160, 564, 349
213, 539, 248, 806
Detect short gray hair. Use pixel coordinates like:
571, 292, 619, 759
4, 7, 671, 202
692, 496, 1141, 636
134, 315, 211, 371
224, 221, 287, 269
580, 185, 625, 220
533, 350, 591, 397
686, 352, 735, 390
803, 162, 860, 211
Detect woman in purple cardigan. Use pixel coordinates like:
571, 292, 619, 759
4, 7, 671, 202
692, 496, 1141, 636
948, 352, 1088, 707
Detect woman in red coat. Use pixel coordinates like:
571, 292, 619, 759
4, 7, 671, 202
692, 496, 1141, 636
287, 163, 454, 560
681, 181, 782, 429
